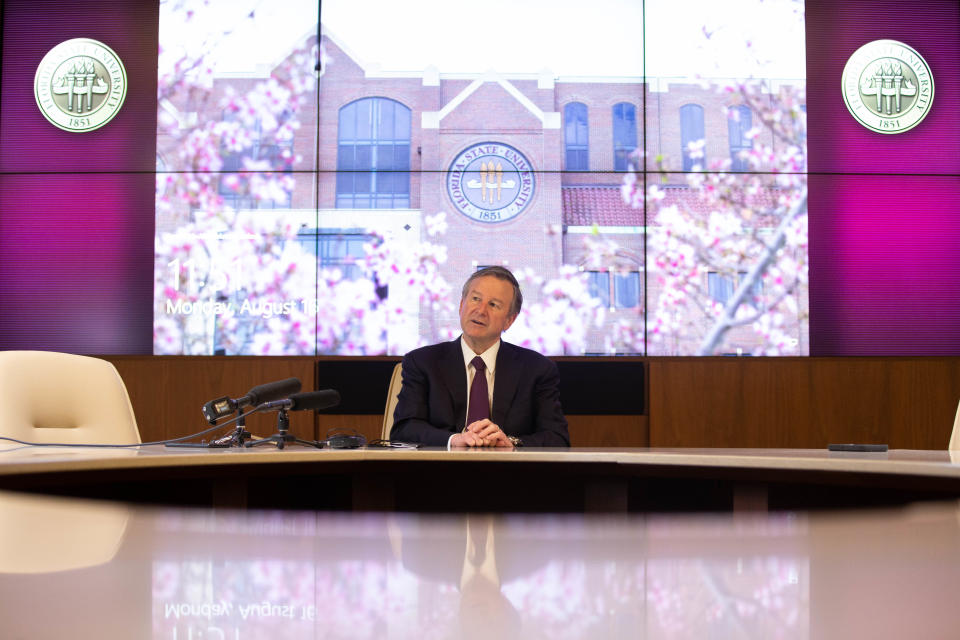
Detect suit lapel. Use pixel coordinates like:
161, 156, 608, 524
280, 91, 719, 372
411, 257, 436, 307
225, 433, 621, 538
491, 341, 521, 427
443, 339, 468, 427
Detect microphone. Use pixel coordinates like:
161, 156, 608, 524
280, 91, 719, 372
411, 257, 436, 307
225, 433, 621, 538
256, 389, 341, 413
201, 377, 302, 423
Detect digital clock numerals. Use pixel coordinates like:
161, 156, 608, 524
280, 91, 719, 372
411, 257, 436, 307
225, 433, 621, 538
166, 257, 237, 294
171, 625, 240, 639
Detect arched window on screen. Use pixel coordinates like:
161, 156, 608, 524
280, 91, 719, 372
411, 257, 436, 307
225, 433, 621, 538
679, 103, 705, 172
728, 104, 753, 173
564, 102, 589, 171
612, 102, 637, 171
336, 97, 411, 209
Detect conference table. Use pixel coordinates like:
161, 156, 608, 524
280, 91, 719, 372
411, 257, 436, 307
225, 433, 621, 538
1, 487, 959, 639
2, 443, 960, 512
3, 446, 960, 638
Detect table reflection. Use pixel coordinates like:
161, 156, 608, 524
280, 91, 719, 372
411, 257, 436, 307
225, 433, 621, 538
0, 491, 129, 573
1, 491, 958, 639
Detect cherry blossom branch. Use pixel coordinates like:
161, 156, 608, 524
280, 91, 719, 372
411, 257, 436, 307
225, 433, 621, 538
697, 189, 807, 355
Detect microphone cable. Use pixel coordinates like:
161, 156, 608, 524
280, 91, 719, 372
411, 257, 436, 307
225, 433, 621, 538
0, 390, 341, 450
0, 408, 258, 449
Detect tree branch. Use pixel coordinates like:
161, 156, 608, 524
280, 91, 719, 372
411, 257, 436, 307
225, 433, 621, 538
697, 189, 807, 355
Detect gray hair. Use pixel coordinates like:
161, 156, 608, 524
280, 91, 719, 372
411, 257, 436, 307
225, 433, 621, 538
461, 266, 523, 317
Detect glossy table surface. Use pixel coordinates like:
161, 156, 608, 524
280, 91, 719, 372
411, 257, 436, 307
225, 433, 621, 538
0, 489, 958, 639
1, 443, 959, 478
4, 444, 960, 513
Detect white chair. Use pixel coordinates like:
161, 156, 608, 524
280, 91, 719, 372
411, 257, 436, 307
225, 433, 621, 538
949, 399, 960, 451
381, 362, 403, 441
0, 351, 140, 444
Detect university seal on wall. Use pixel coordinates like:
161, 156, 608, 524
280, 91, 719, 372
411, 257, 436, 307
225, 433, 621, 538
34, 38, 128, 132
841, 40, 934, 134
446, 142, 535, 223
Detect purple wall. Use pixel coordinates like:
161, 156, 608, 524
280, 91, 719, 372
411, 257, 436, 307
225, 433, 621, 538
0, 0, 157, 353
806, 0, 960, 354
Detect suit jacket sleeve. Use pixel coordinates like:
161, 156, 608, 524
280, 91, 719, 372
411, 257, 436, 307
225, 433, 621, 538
496, 348, 569, 447
390, 345, 463, 447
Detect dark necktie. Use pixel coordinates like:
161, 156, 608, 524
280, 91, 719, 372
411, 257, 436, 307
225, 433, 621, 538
467, 356, 489, 426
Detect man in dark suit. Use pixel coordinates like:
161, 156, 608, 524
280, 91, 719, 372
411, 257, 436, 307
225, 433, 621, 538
391, 266, 569, 447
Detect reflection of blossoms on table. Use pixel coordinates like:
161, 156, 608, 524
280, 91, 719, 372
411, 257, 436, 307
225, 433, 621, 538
148, 508, 809, 639
153, 555, 803, 639
647, 557, 805, 638
501, 561, 644, 638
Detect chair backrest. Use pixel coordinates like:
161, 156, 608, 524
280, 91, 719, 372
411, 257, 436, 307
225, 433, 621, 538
0, 351, 140, 444
381, 362, 403, 441
949, 399, 960, 451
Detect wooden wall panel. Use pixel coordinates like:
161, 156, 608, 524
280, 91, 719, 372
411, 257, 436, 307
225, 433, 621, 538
649, 358, 813, 448
105, 356, 316, 444
808, 359, 960, 449
102, 356, 960, 450
568, 415, 648, 447
649, 358, 960, 449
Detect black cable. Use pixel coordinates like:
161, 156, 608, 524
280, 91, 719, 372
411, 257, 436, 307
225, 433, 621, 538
321, 427, 366, 449
367, 439, 419, 449
0, 406, 259, 449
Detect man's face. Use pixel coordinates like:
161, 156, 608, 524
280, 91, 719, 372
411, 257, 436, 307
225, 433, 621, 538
459, 275, 517, 354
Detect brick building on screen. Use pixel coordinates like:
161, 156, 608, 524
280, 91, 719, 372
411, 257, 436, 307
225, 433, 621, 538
159, 26, 807, 355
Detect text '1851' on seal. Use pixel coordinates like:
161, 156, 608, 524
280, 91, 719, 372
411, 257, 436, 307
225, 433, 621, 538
841, 39, 934, 134
446, 142, 536, 224
34, 38, 128, 133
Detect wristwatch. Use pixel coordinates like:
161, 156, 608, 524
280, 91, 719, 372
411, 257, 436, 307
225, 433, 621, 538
507, 435, 522, 447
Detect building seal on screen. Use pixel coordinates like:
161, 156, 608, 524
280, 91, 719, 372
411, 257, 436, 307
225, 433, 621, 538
841, 40, 934, 134
34, 38, 128, 133
446, 142, 535, 223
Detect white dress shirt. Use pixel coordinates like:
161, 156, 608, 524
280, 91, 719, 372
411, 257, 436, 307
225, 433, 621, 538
447, 337, 500, 449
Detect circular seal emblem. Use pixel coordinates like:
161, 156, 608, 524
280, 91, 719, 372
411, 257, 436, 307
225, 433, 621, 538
841, 40, 934, 134
446, 142, 535, 223
34, 38, 128, 133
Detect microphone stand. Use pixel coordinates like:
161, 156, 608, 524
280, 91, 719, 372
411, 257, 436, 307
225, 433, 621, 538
211, 408, 253, 447
245, 409, 323, 449
211, 407, 253, 447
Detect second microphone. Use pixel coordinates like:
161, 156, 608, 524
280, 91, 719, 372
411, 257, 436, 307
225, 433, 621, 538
256, 390, 341, 412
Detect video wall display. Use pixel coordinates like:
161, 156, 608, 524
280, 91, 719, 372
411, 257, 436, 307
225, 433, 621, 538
153, 0, 807, 356
1, 0, 958, 356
